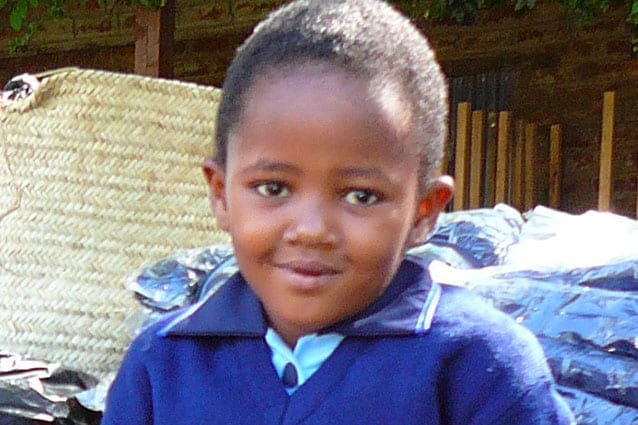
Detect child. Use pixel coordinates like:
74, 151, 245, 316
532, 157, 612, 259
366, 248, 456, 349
102, 0, 575, 423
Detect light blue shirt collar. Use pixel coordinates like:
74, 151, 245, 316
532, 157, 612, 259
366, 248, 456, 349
265, 328, 345, 394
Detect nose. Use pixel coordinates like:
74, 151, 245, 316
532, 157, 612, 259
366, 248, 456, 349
282, 196, 337, 247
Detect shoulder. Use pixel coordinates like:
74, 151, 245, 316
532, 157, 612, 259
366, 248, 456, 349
115, 310, 187, 373
433, 283, 543, 359
103, 310, 218, 424
102, 315, 179, 425
432, 283, 550, 379
430, 284, 574, 424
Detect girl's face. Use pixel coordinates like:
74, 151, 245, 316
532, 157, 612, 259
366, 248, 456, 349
204, 64, 452, 347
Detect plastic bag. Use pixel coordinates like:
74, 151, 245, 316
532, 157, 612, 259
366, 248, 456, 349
540, 336, 637, 408
0, 352, 101, 424
126, 245, 235, 312
455, 268, 638, 359
558, 385, 638, 425
505, 206, 638, 270
124, 245, 237, 337
425, 204, 523, 268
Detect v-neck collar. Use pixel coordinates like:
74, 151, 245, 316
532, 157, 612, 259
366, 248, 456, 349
158, 256, 440, 338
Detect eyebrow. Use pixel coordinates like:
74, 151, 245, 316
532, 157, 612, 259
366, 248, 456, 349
239, 160, 395, 186
333, 167, 395, 186
239, 159, 300, 176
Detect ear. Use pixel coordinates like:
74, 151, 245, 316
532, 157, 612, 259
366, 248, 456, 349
406, 175, 454, 247
202, 157, 230, 232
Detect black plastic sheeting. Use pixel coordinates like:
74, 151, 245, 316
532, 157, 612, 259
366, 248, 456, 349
5, 205, 635, 423
0, 353, 101, 424
130, 245, 236, 312
426, 204, 524, 268
124, 245, 238, 336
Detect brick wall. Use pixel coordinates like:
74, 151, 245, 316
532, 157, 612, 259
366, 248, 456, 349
1, 0, 636, 217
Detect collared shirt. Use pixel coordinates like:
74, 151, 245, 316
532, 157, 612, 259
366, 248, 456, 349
156, 256, 441, 396
265, 328, 344, 394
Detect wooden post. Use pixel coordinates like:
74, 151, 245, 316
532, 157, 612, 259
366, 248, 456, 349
524, 123, 537, 211
494, 111, 511, 205
484, 112, 498, 207
598, 91, 615, 211
549, 124, 562, 209
453, 102, 472, 211
469, 110, 485, 209
511, 120, 525, 211
135, 0, 176, 78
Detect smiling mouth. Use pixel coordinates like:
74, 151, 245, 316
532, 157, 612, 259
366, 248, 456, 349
274, 260, 340, 291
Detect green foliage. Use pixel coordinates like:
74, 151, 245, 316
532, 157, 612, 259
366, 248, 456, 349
135, 0, 165, 6
9, 0, 29, 31
1, 0, 637, 53
0, 0, 167, 53
393, 0, 634, 24
627, 0, 638, 23
557, 0, 611, 18
396, 0, 508, 23
392, 0, 638, 50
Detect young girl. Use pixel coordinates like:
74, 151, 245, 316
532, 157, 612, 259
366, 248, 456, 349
102, 1, 574, 423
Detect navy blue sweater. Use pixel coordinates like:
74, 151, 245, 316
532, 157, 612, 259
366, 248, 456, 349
102, 258, 574, 425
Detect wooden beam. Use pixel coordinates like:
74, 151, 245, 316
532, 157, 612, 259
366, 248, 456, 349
135, 0, 176, 78
549, 124, 562, 209
484, 112, 498, 207
453, 102, 472, 211
469, 110, 486, 209
598, 91, 615, 211
511, 120, 525, 211
494, 111, 511, 205
524, 123, 537, 211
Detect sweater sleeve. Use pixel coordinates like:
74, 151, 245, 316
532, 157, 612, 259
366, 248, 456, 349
101, 332, 154, 425
486, 380, 575, 425
437, 289, 575, 425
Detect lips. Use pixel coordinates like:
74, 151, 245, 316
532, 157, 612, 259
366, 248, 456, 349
274, 260, 341, 292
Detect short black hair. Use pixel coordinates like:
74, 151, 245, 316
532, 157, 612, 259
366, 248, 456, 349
215, 0, 448, 187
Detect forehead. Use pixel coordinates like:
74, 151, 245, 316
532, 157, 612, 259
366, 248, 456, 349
229, 63, 416, 162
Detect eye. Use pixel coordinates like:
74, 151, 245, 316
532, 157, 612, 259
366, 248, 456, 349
255, 182, 290, 198
343, 190, 379, 206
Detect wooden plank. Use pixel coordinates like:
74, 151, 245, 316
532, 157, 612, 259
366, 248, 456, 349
598, 91, 615, 211
453, 102, 472, 211
469, 110, 486, 209
549, 124, 562, 209
495, 111, 511, 204
511, 120, 525, 211
484, 112, 498, 207
524, 123, 537, 211
134, 0, 176, 78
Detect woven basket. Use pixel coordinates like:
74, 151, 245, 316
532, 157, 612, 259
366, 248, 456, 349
0, 68, 228, 380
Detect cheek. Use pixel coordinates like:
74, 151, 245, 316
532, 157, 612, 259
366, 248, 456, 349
346, 212, 410, 274
225, 195, 281, 256
228, 212, 272, 250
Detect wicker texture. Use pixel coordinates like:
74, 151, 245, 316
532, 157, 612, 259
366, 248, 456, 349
0, 68, 228, 380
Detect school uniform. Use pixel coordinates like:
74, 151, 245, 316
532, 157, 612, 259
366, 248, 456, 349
102, 257, 574, 425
